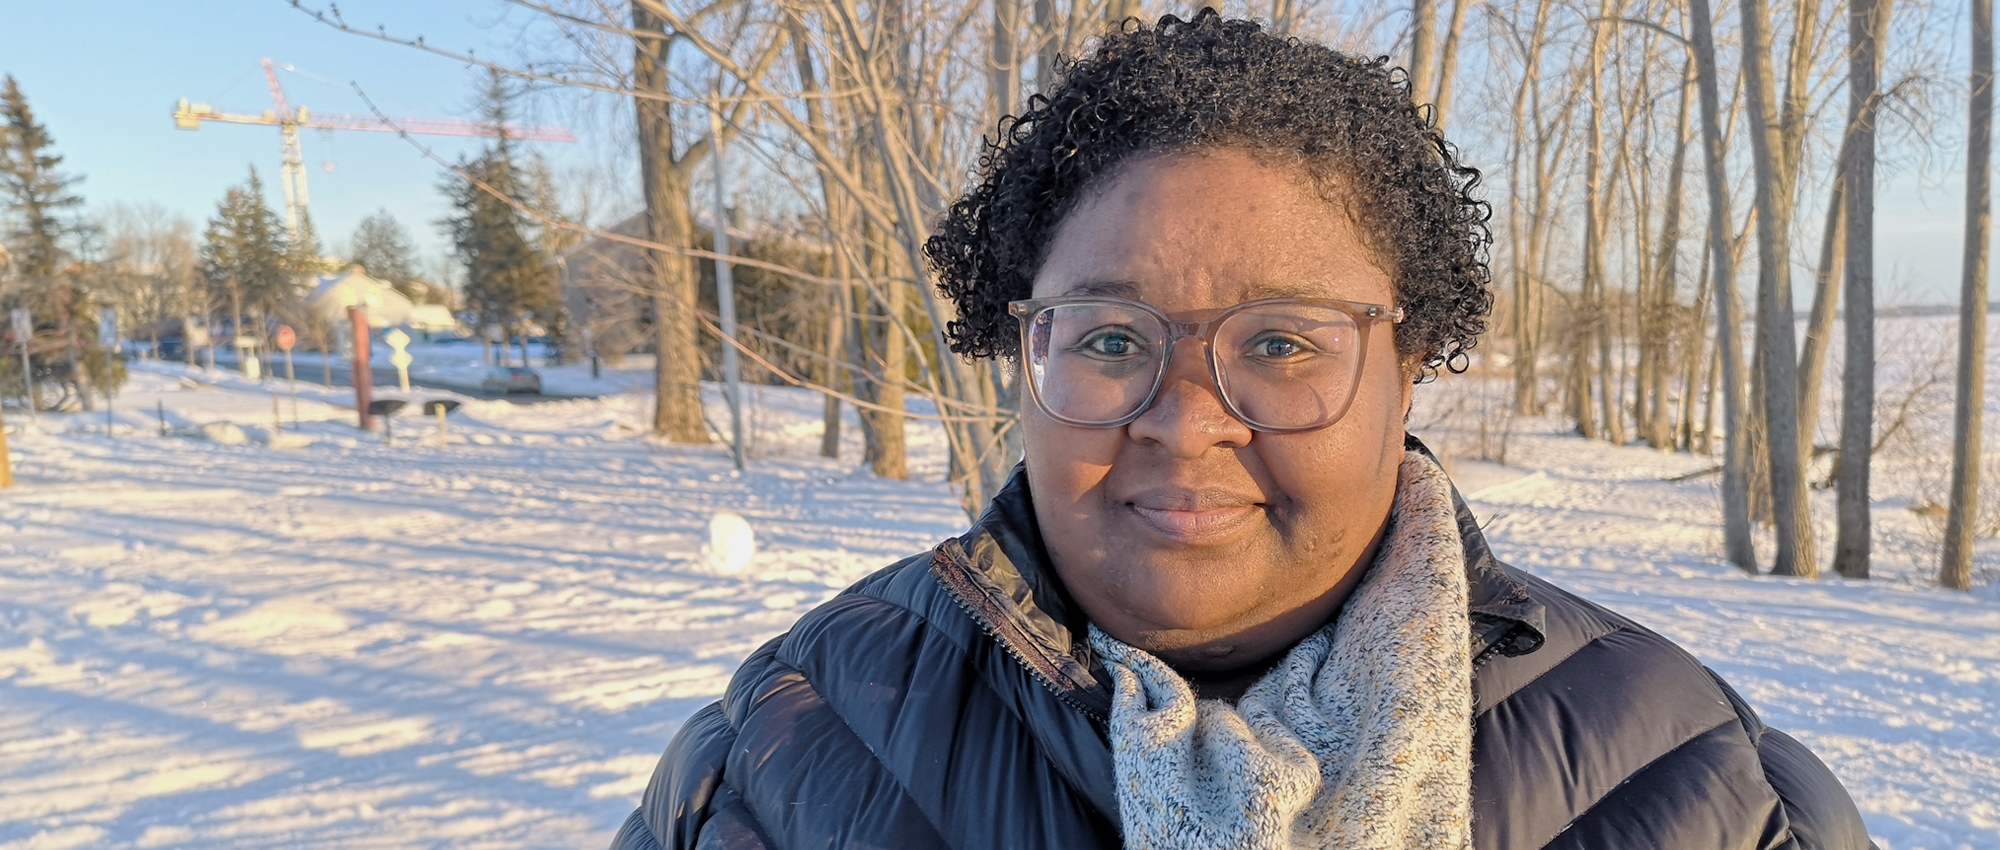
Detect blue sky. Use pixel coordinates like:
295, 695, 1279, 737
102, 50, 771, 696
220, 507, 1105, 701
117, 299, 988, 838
0, 0, 625, 276
0, 1, 1984, 305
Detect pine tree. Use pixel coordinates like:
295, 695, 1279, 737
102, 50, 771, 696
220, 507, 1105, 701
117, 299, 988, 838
443, 70, 560, 362
349, 209, 418, 295
201, 168, 296, 342
1, 73, 107, 409
0, 75, 81, 281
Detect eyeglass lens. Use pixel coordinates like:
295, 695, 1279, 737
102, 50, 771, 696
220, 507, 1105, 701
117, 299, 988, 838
1024, 302, 1366, 430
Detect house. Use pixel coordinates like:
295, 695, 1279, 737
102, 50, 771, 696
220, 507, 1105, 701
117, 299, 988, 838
557, 214, 654, 363
305, 269, 415, 329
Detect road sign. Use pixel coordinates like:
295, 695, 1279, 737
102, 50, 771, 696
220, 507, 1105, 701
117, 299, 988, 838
275, 325, 296, 351
385, 327, 413, 391
9, 308, 28, 340
98, 308, 117, 347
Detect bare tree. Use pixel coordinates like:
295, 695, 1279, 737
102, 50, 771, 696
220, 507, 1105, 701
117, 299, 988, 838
1690, 0, 1757, 572
1411, 0, 1437, 113
1739, 0, 1817, 577
1945, 0, 1993, 591
1836, 0, 1893, 579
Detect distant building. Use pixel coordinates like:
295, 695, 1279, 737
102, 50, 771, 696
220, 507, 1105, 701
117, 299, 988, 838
305, 269, 415, 329
557, 214, 653, 364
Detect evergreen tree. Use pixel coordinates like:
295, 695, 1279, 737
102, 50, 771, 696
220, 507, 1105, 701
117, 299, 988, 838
201, 167, 296, 339
0, 74, 81, 280
0, 73, 111, 408
349, 209, 418, 294
443, 70, 560, 360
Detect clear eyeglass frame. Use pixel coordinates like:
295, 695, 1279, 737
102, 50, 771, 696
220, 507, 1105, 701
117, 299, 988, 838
1007, 296, 1408, 434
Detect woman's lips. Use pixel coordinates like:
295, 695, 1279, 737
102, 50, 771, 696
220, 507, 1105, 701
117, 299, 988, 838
1128, 503, 1261, 542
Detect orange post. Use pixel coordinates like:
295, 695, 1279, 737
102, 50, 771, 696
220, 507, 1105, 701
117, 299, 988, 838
349, 306, 373, 431
0, 406, 13, 488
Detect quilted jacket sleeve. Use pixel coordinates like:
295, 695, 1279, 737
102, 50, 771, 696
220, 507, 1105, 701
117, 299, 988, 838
1709, 668, 1875, 850
1758, 728, 1875, 850
610, 699, 771, 850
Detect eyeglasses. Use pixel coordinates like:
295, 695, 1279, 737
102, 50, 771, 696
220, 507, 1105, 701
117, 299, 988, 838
1008, 296, 1405, 433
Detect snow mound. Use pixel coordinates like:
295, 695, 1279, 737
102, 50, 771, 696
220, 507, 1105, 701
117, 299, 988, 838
197, 422, 249, 445
193, 598, 352, 643
704, 512, 757, 575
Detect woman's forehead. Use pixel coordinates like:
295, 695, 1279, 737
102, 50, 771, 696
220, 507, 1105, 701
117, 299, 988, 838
1030, 150, 1393, 308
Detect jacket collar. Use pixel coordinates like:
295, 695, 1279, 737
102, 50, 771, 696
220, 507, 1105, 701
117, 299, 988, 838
929, 437, 1548, 718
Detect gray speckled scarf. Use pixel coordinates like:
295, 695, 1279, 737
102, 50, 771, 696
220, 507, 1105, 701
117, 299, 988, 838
1090, 450, 1473, 850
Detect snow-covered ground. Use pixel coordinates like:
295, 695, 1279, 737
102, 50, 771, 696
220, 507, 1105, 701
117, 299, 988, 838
1, 357, 1996, 848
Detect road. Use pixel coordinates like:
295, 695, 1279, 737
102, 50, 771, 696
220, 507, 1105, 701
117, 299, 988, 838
193, 354, 585, 404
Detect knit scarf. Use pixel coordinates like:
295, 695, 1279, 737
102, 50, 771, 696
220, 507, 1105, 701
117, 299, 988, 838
1090, 450, 1473, 850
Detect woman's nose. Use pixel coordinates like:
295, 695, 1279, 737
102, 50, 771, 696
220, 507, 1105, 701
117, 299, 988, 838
1125, 338, 1254, 455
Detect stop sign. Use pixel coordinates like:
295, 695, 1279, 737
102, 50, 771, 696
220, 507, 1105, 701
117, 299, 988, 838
275, 325, 296, 351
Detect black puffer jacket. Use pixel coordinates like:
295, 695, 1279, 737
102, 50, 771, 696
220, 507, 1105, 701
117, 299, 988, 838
612, 454, 1874, 850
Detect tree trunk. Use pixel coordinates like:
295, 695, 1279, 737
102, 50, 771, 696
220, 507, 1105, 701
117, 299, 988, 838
1582, 2, 1615, 442
1410, 0, 1436, 113
1944, 0, 1992, 591
1836, 0, 1892, 579
1431, 0, 1470, 131
1647, 68, 1695, 449
1795, 135, 1851, 456
1033, 0, 1060, 92
634, 3, 710, 443
1508, 0, 1556, 417
787, 12, 847, 461
1690, 0, 1757, 571
1682, 219, 1714, 452
1740, 0, 1817, 576
871, 277, 909, 481
990, 0, 1021, 123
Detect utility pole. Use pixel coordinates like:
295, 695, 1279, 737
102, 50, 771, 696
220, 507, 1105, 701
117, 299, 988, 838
710, 83, 746, 472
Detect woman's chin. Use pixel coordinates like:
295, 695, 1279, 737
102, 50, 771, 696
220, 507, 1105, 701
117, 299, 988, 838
1104, 574, 1267, 644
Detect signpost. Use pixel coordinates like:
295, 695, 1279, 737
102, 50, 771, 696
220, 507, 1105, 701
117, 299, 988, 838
184, 317, 212, 372
368, 399, 407, 445
424, 399, 461, 446
98, 308, 117, 435
275, 324, 298, 426
484, 323, 504, 366
10, 308, 33, 426
235, 335, 262, 379
385, 327, 413, 392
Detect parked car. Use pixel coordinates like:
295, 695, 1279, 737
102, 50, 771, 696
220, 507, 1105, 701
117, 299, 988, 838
480, 366, 542, 395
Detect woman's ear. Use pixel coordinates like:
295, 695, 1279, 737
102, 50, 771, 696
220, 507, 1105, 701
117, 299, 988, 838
1400, 360, 1419, 424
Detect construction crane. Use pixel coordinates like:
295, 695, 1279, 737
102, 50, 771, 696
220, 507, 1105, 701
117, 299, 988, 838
173, 58, 576, 242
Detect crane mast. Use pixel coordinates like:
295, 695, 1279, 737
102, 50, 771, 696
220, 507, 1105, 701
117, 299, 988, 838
173, 58, 575, 243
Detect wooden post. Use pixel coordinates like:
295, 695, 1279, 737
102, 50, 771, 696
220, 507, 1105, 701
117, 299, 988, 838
349, 306, 374, 431
0, 406, 13, 488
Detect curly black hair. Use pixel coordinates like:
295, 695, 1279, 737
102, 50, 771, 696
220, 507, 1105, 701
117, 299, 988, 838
924, 8, 1492, 382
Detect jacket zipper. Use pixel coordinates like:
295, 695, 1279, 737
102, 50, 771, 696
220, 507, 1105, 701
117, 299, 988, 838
1471, 621, 1523, 670
931, 546, 1109, 723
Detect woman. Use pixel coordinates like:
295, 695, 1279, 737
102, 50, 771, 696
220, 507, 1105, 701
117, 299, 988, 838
613, 11, 1873, 850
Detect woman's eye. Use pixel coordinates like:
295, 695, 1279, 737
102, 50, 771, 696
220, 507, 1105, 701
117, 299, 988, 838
1248, 335, 1309, 359
1078, 330, 1142, 357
